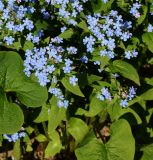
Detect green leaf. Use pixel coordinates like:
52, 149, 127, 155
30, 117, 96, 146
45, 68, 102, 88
13, 140, 21, 160
145, 77, 153, 86
140, 88, 153, 100
13, 41, 22, 51
87, 74, 102, 85
45, 140, 63, 158
141, 143, 153, 160
48, 97, 66, 134
15, 81, 48, 107
34, 105, 49, 123
92, 49, 110, 69
75, 119, 135, 160
77, 20, 89, 32
136, 5, 148, 26
76, 138, 107, 160
0, 90, 24, 134
112, 60, 140, 85
35, 20, 49, 31
142, 32, 153, 53
0, 51, 24, 90
117, 0, 129, 11
26, 144, 33, 152
86, 95, 106, 117
91, 0, 114, 13
0, 51, 48, 107
61, 77, 84, 97
148, 57, 153, 64
119, 108, 142, 124
107, 99, 142, 124
106, 119, 135, 160
59, 29, 74, 39
35, 134, 47, 142
45, 130, 63, 158
68, 118, 89, 144
76, 95, 106, 117
23, 41, 34, 51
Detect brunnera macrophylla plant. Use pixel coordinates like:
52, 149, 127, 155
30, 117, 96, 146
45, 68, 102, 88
1, 0, 153, 159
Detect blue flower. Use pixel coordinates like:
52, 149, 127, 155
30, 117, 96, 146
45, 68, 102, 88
67, 46, 77, 54
97, 87, 111, 101
69, 75, 78, 86
120, 99, 128, 108
130, 2, 141, 18
0, 1, 4, 11
127, 86, 136, 100
3, 129, 25, 142
148, 24, 153, 32
3, 36, 15, 45
80, 56, 88, 63
23, 18, 34, 31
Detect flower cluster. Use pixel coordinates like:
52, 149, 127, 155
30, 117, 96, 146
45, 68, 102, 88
129, 1, 141, 18
97, 87, 112, 101
0, 0, 139, 111
0, 0, 39, 45
24, 37, 78, 108
83, 10, 136, 61
120, 86, 137, 108
46, 0, 89, 26
97, 86, 137, 108
125, 49, 138, 59
49, 87, 69, 108
3, 128, 25, 142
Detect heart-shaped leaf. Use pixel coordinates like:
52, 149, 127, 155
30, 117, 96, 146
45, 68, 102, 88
0, 89, 24, 134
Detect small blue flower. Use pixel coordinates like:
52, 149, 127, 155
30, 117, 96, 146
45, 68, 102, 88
120, 99, 128, 108
3, 129, 26, 142
67, 46, 77, 54
3, 36, 15, 45
148, 24, 153, 32
69, 75, 78, 86
80, 56, 88, 63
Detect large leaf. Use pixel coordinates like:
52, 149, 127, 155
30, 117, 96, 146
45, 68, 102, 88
141, 143, 153, 160
75, 119, 135, 160
0, 90, 24, 134
76, 138, 107, 160
140, 88, 153, 100
68, 118, 89, 144
0, 51, 24, 90
45, 140, 63, 158
45, 128, 63, 158
61, 77, 84, 97
142, 32, 153, 53
15, 81, 48, 107
105, 119, 135, 160
107, 99, 142, 124
112, 60, 140, 85
0, 51, 48, 107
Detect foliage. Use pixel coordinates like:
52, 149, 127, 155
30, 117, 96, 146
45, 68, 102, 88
0, 0, 153, 160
